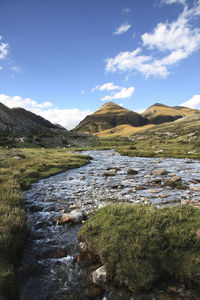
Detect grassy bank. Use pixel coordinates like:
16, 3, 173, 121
0, 147, 91, 300
70, 134, 200, 159
79, 204, 200, 292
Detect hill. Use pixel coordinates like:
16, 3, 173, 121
74, 102, 148, 134
0, 102, 95, 147
0, 102, 65, 135
142, 103, 198, 125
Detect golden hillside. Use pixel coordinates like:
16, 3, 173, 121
74, 102, 148, 134
95, 124, 155, 137
142, 103, 198, 124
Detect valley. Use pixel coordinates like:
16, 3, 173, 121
0, 100, 200, 299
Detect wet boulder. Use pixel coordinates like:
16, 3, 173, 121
102, 172, 116, 178
164, 176, 184, 189
60, 210, 84, 224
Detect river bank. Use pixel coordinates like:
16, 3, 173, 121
0, 148, 91, 300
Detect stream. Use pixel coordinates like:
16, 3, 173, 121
17, 150, 200, 300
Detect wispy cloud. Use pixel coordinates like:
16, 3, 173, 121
0, 94, 92, 130
0, 36, 8, 60
161, 0, 186, 5
0, 36, 9, 69
91, 82, 121, 92
106, 1, 200, 78
180, 94, 200, 109
122, 8, 131, 14
114, 22, 132, 35
101, 87, 135, 101
80, 89, 85, 94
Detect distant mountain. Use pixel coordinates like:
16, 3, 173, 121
74, 102, 148, 134
0, 102, 66, 135
142, 103, 199, 125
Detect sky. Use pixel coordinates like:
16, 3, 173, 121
0, 0, 200, 129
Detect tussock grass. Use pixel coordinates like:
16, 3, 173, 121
0, 147, 91, 299
79, 204, 200, 292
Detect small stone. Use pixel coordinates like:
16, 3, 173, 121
153, 169, 168, 176
190, 185, 200, 192
127, 169, 138, 175
151, 179, 162, 185
149, 189, 161, 193
160, 193, 168, 198
92, 266, 107, 286
80, 176, 86, 180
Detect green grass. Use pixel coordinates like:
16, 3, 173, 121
79, 204, 200, 292
0, 147, 91, 300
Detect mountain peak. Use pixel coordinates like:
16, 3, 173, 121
102, 101, 120, 107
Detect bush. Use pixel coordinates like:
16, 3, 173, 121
79, 204, 200, 291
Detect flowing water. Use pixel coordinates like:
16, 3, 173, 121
17, 150, 200, 300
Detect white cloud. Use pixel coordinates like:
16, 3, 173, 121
101, 87, 135, 101
114, 22, 132, 35
0, 66, 2, 70
91, 82, 121, 92
106, 1, 200, 78
142, 10, 200, 55
80, 89, 85, 94
161, 0, 186, 5
106, 48, 169, 78
122, 8, 131, 14
0, 94, 92, 130
180, 94, 200, 109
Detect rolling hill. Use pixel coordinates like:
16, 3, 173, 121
74, 102, 148, 134
142, 103, 198, 125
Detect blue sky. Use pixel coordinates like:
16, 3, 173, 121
0, 0, 200, 129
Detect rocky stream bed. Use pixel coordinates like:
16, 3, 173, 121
16, 150, 200, 300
